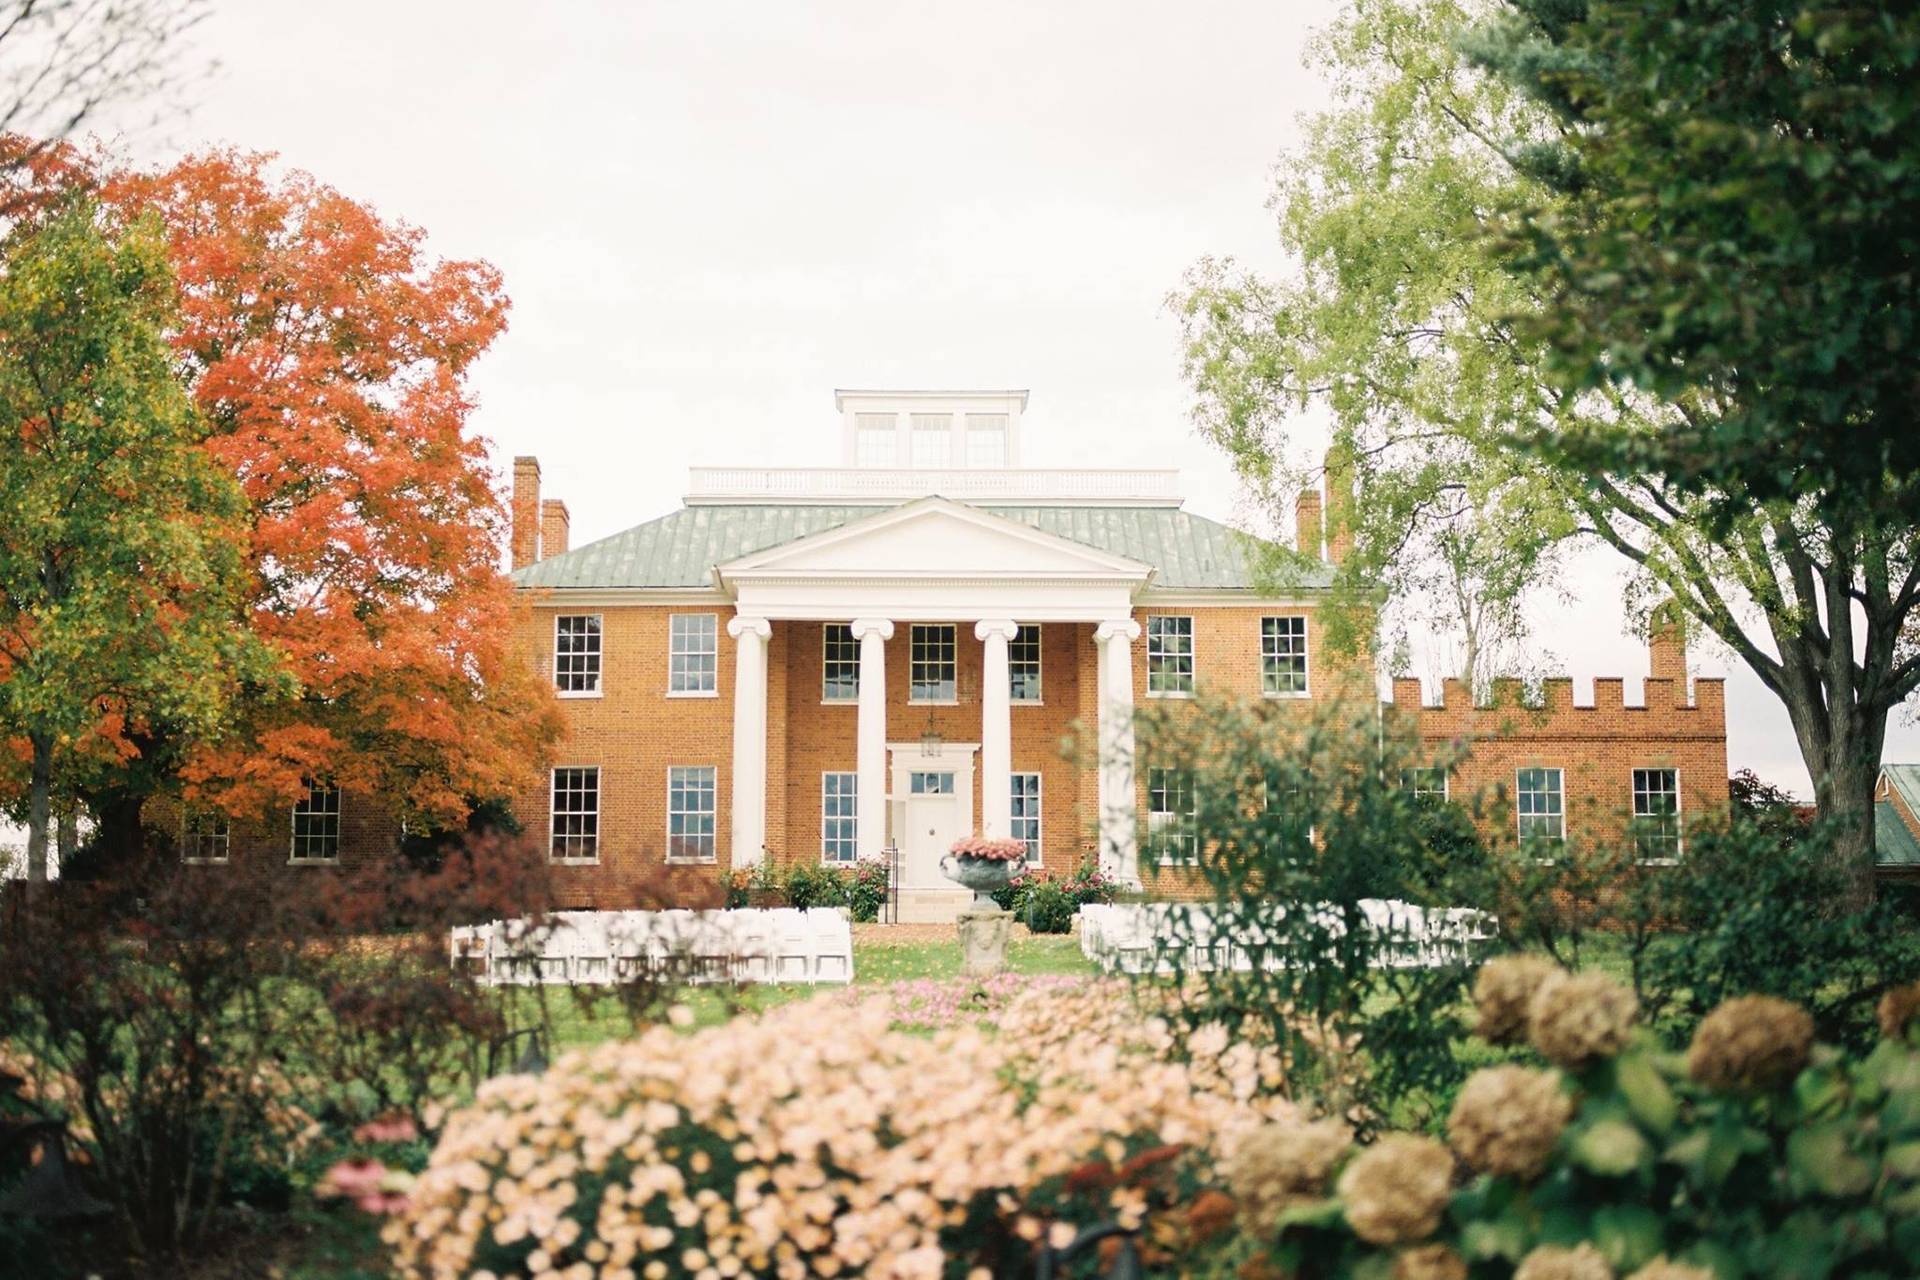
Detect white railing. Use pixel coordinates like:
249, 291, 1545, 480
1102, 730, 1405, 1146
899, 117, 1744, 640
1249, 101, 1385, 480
686, 466, 1184, 507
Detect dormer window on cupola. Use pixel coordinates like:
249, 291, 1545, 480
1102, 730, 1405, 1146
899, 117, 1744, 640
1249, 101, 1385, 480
837, 389, 1027, 469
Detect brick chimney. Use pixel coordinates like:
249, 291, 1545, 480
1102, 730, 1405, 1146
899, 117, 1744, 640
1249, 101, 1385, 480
1324, 443, 1355, 566
510, 456, 541, 570
1295, 489, 1323, 560
540, 499, 570, 560
1648, 600, 1688, 683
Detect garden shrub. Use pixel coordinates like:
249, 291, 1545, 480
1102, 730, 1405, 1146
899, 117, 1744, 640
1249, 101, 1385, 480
1216, 966, 1920, 1280
846, 857, 889, 923
1021, 877, 1077, 933
388, 981, 1300, 1278
782, 861, 849, 910
1127, 693, 1478, 1130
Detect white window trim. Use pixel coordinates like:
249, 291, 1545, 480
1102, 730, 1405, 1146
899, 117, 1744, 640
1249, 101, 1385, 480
821, 622, 860, 705
909, 623, 958, 705
665, 765, 718, 865
1632, 767, 1684, 865
1260, 615, 1311, 699
553, 613, 604, 699
1515, 767, 1566, 847
1145, 614, 1196, 699
666, 613, 719, 698
821, 771, 858, 864
180, 809, 230, 865
549, 765, 601, 865
288, 784, 342, 865
1011, 771, 1043, 865
1010, 623, 1043, 705
1406, 767, 1450, 802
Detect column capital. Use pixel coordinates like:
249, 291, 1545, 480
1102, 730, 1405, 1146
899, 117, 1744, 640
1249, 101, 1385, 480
973, 618, 1020, 642
1094, 618, 1141, 644
727, 615, 772, 641
849, 617, 894, 641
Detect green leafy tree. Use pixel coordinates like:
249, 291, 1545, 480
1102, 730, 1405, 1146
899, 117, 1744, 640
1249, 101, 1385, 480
0, 200, 268, 881
1176, 0, 1920, 895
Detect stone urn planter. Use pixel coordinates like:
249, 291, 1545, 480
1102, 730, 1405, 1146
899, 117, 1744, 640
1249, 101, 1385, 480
939, 837, 1027, 908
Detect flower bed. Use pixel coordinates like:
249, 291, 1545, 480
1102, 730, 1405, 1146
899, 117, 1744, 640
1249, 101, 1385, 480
387, 982, 1296, 1278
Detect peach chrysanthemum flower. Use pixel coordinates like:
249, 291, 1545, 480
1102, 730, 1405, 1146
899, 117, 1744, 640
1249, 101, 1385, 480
1472, 954, 1561, 1045
1528, 971, 1638, 1069
1448, 1065, 1573, 1179
1225, 1117, 1352, 1233
1514, 1242, 1613, 1280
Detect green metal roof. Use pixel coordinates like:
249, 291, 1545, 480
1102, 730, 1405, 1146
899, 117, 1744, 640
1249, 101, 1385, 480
511, 502, 1329, 593
1877, 800, 1920, 867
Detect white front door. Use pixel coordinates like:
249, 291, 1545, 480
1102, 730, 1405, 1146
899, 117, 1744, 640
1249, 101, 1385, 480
902, 769, 962, 888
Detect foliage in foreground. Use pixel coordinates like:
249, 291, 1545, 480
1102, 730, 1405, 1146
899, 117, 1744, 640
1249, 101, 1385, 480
386, 981, 1296, 1279
1215, 964, 1920, 1280
1129, 692, 1483, 1130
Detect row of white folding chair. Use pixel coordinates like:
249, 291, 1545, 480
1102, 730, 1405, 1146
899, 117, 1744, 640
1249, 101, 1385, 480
471, 908, 854, 987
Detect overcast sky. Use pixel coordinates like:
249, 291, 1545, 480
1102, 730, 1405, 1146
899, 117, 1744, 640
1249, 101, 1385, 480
113, 0, 1918, 798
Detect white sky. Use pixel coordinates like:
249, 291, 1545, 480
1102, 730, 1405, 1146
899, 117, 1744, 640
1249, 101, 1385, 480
103, 0, 1917, 799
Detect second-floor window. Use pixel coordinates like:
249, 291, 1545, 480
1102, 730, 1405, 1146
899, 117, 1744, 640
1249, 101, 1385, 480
1516, 767, 1565, 844
1633, 767, 1681, 861
290, 783, 341, 862
1147, 615, 1194, 696
911, 624, 956, 702
1010, 624, 1042, 703
1402, 767, 1449, 802
1261, 616, 1309, 696
669, 613, 717, 694
822, 623, 860, 702
554, 614, 602, 695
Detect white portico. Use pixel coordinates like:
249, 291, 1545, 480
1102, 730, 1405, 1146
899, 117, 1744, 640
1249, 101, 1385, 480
715, 496, 1154, 898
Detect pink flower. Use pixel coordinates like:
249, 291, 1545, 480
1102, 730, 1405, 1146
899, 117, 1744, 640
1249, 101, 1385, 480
317, 1158, 388, 1200
949, 836, 1028, 862
353, 1113, 420, 1144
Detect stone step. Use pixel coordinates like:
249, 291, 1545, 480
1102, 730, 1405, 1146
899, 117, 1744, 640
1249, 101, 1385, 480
890, 887, 973, 925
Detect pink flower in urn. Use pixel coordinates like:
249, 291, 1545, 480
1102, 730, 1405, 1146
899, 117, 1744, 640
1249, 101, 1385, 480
948, 835, 1029, 862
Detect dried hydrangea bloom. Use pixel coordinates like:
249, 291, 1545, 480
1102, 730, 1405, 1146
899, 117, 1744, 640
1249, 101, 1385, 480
1447, 1065, 1573, 1179
1625, 1260, 1715, 1280
1226, 1117, 1353, 1233
1335, 1134, 1455, 1245
1395, 1242, 1469, 1280
1877, 981, 1920, 1041
1528, 971, 1638, 1069
1514, 1242, 1614, 1280
1472, 954, 1562, 1045
1686, 994, 1815, 1092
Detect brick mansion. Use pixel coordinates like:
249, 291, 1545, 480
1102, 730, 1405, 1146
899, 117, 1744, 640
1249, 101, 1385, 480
155, 389, 1732, 917
498, 390, 1727, 919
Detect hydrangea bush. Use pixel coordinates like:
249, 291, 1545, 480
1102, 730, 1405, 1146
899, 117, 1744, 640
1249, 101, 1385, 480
1222, 960, 1920, 1279
387, 983, 1297, 1278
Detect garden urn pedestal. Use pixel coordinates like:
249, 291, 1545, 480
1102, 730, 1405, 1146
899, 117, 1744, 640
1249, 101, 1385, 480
956, 907, 1012, 976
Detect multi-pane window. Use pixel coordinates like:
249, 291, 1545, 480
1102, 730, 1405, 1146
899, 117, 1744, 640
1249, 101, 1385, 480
554, 614, 602, 695
290, 783, 341, 862
909, 771, 955, 795
911, 623, 957, 702
822, 772, 858, 863
181, 810, 230, 863
667, 766, 716, 862
1516, 767, 1565, 844
1149, 767, 1198, 864
1009, 624, 1042, 703
855, 412, 897, 466
822, 623, 860, 702
550, 767, 600, 862
1402, 767, 1449, 802
965, 414, 1008, 466
1632, 768, 1682, 861
1261, 616, 1309, 696
668, 613, 717, 694
1146, 615, 1194, 696
1010, 772, 1042, 863
910, 414, 952, 466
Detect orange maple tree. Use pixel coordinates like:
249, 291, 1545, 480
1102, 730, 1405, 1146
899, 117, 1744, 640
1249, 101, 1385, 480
55, 149, 563, 845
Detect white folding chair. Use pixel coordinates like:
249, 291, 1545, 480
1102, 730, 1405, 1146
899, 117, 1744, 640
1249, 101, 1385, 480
731, 910, 775, 983
568, 914, 614, 985
690, 910, 739, 986
810, 910, 853, 984
772, 909, 814, 983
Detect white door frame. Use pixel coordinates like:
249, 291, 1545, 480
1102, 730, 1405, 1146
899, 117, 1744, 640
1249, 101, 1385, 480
889, 742, 978, 889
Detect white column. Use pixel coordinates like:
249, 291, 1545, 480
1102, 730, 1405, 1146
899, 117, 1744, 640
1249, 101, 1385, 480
1094, 618, 1142, 887
726, 616, 772, 867
850, 618, 894, 858
975, 619, 1019, 837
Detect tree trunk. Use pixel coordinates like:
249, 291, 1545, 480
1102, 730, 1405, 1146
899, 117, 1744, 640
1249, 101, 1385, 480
25, 732, 52, 885
1819, 747, 1883, 911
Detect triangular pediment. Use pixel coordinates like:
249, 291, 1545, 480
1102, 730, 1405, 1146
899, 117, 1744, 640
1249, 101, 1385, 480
717, 497, 1153, 581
